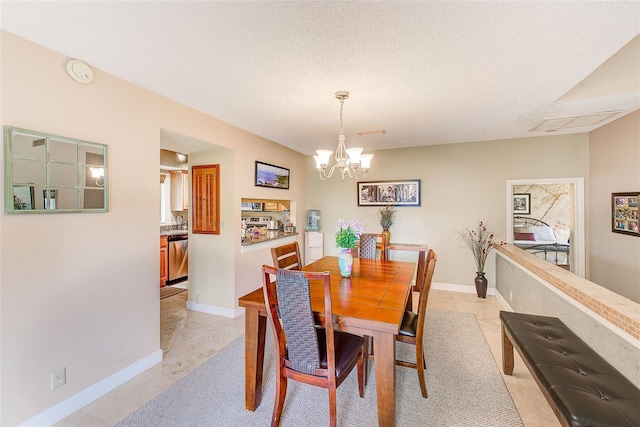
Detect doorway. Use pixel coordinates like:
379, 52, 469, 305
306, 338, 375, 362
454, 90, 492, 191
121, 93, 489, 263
506, 177, 585, 277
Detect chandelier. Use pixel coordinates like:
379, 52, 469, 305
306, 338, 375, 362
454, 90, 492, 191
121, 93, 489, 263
314, 91, 373, 180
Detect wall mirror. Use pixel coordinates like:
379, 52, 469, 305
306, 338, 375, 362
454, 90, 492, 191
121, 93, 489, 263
4, 126, 108, 214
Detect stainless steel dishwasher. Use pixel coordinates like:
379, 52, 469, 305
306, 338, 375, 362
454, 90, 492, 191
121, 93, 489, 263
168, 234, 188, 284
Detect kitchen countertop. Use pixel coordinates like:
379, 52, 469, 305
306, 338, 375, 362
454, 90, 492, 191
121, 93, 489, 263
242, 231, 298, 246
161, 229, 188, 237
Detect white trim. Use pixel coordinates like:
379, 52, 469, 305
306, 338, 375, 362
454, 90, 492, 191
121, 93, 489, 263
431, 281, 496, 296
494, 289, 513, 311
19, 350, 162, 427
186, 300, 238, 318
506, 177, 585, 278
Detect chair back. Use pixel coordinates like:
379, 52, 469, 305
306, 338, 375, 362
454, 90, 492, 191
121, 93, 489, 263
415, 250, 437, 335
262, 265, 335, 377
271, 242, 302, 270
414, 248, 435, 293
358, 233, 387, 261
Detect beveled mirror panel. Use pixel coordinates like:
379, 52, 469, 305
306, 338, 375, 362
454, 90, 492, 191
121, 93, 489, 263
4, 126, 108, 213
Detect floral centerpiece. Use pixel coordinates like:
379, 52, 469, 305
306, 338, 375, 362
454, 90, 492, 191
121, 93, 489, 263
457, 220, 500, 298
335, 219, 365, 277
335, 218, 365, 249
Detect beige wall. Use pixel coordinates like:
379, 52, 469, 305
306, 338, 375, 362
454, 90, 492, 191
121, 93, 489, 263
1, 28, 638, 426
0, 31, 306, 425
588, 110, 640, 302
306, 134, 590, 288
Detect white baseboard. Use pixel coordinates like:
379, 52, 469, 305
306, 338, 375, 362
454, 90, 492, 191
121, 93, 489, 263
19, 349, 162, 427
186, 300, 239, 318
431, 281, 496, 296
494, 289, 513, 311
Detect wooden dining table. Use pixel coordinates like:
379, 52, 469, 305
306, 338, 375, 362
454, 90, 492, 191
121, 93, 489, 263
238, 255, 416, 427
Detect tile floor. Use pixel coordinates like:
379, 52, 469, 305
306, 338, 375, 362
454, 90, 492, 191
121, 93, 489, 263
54, 289, 559, 427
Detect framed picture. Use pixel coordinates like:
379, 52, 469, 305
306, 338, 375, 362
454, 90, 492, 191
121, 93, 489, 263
13, 184, 35, 210
513, 193, 531, 215
43, 189, 58, 210
357, 179, 421, 207
611, 192, 639, 237
255, 161, 290, 189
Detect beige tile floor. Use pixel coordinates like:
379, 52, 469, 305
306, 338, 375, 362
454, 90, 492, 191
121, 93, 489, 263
55, 289, 559, 427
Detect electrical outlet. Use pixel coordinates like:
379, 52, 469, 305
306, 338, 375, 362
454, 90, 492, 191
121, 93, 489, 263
51, 367, 66, 391
196, 294, 200, 304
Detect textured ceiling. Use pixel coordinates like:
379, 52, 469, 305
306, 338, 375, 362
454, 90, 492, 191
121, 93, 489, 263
1, 1, 639, 155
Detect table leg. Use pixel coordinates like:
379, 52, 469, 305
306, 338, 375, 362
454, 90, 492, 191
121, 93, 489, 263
373, 330, 396, 426
244, 308, 266, 411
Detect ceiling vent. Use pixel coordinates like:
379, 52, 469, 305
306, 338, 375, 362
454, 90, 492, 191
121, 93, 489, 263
358, 129, 387, 137
530, 111, 621, 132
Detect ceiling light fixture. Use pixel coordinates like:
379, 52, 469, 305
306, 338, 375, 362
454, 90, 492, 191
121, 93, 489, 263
314, 91, 373, 181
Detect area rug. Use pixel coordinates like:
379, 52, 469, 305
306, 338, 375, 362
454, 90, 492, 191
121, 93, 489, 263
117, 309, 522, 426
160, 286, 187, 300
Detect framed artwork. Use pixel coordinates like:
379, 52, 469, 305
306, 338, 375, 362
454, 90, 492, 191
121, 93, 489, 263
43, 189, 58, 210
13, 185, 35, 210
513, 193, 531, 215
357, 179, 421, 207
255, 161, 290, 189
612, 192, 639, 237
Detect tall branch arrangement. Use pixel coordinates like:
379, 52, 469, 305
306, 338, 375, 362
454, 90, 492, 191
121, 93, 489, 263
457, 220, 500, 273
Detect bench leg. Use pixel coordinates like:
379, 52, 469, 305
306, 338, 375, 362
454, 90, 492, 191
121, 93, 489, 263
501, 323, 515, 375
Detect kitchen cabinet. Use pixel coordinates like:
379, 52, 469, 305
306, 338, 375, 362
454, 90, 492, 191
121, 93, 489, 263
192, 164, 220, 234
305, 232, 323, 265
170, 170, 189, 211
263, 201, 289, 211
160, 236, 168, 287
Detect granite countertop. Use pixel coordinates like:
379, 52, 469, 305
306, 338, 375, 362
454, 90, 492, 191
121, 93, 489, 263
161, 229, 188, 237
241, 231, 298, 246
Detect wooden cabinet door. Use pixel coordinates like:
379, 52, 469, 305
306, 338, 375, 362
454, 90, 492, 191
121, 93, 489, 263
192, 164, 220, 234
160, 236, 168, 287
170, 170, 188, 211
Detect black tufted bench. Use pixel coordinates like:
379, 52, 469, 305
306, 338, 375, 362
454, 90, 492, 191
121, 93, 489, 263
500, 311, 640, 427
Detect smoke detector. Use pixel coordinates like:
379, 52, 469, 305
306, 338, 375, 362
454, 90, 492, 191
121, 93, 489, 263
66, 59, 94, 84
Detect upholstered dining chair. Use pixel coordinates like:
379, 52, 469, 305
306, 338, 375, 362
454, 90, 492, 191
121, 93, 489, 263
358, 233, 387, 261
262, 265, 365, 427
270, 242, 302, 270
396, 250, 437, 398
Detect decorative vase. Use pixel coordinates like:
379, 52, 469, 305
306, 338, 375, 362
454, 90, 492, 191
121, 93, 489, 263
381, 229, 391, 245
475, 272, 488, 298
338, 248, 354, 278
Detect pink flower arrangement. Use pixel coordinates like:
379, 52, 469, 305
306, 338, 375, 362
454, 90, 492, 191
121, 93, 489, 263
335, 219, 365, 249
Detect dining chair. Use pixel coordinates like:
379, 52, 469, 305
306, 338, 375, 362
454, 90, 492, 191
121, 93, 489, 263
270, 242, 302, 270
262, 265, 365, 427
358, 233, 387, 261
413, 248, 435, 295
396, 249, 437, 398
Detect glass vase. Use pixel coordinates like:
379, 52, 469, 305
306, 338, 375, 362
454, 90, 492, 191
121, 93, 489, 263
338, 248, 354, 278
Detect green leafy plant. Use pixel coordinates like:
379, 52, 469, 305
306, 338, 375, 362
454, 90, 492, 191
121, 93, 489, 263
335, 219, 365, 249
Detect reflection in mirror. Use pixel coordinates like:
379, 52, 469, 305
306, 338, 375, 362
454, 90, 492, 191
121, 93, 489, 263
4, 126, 108, 213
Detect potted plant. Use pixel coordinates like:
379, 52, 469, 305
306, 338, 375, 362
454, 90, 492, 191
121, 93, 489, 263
457, 220, 500, 298
335, 218, 365, 277
378, 204, 396, 243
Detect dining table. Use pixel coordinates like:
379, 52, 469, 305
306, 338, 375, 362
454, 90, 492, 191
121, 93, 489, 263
238, 255, 416, 427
